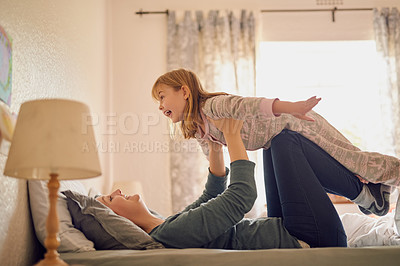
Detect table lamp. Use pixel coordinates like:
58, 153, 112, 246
4, 99, 101, 266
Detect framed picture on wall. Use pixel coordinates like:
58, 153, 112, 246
0, 25, 12, 106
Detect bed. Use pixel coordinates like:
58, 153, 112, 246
2, 179, 400, 266
60, 246, 400, 266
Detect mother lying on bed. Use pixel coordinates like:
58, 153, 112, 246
97, 118, 357, 249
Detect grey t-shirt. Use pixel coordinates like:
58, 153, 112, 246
149, 160, 301, 250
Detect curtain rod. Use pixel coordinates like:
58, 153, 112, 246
261, 7, 373, 22
136, 9, 169, 16
135, 7, 374, 22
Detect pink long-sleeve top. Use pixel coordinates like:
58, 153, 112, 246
195, 94, 400, 187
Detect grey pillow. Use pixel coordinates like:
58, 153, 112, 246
29, 180, 95, 253
62, 190, 164, 250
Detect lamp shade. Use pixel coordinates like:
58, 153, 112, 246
4, 99, 101, 180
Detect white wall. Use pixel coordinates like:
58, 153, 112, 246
110, 0, 400, 216
261, 1, 400, 41
0, 0, 108, 265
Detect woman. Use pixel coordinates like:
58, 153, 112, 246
98, 118, 349, 249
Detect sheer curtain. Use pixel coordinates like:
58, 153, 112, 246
166, 10, 258, 213
373, 8, 400, 156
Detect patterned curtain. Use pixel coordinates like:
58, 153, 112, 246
373, 8, 400, 156
167, 10, 257, 213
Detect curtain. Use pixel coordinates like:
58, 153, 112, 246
373, 8, 400, 156
166, 10, 258, 214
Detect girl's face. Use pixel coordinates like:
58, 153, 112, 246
97, 189, 148, 222
156, 84, 188, 123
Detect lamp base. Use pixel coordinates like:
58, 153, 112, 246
35, 256, 68, 266
35, 174, 68, 266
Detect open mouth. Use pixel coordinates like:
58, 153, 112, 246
164, 110, 172, 117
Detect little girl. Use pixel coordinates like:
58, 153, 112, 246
151, 68, 397, 216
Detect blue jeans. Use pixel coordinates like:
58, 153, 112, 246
263, 130, 363, 247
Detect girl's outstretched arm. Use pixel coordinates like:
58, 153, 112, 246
273, 96, 321, 121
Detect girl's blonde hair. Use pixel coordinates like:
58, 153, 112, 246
152, 69, 226, 139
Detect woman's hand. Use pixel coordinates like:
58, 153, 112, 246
208, 139, 223, 153
208, 117, 244, 137
208, 118, 247, 162
273, 96, 321, 121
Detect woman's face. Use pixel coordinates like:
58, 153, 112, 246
156, 84, 188, 123
97, 189, 148, 221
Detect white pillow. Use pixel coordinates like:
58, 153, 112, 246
395, 189, 400, 235
28, 180, 95, 252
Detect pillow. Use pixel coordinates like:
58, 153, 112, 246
63, 191, 127, 250
28, 180, 95, 252
62, 190, 164, 250
395, 189, 400, 235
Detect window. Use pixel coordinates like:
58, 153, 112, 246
257, 40, 392, 155
256, 40, 392, 206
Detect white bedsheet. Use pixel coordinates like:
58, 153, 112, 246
340, 187, 400, 247
341, 212, 400, 247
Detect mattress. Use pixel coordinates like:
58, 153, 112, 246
60, 246, 400, 266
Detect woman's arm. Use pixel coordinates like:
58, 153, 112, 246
213, 119, 247, 162
180, 141, 227, 213
208, 141, 226, 177
150, 118, 256, 248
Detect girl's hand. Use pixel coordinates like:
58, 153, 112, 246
291, 96, 321, 121
273, 96, 321, 122
356, 174, 369, 184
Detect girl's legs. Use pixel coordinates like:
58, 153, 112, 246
264, 130, 359, 247
263, 135, 364, 219
263, 148, 282, 218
